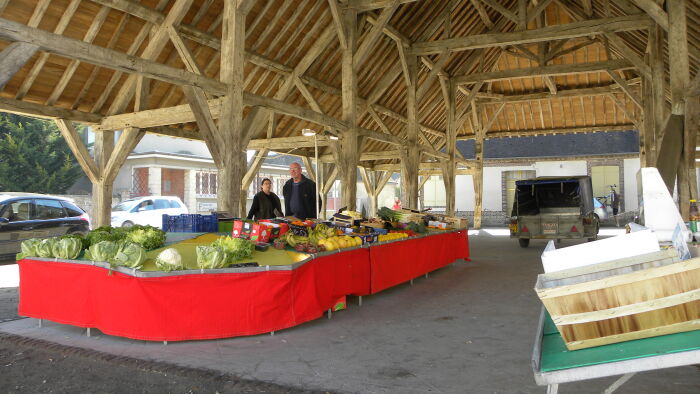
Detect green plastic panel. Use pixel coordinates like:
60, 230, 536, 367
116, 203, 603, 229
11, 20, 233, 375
540, 311, 700, 372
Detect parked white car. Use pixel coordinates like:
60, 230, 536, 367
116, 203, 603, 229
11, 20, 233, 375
110, 196, 188, 229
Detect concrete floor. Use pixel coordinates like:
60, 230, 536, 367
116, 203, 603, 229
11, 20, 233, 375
1, 229, 699, 393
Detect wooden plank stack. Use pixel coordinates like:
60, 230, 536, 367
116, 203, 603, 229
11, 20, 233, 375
534, 248, 700, 350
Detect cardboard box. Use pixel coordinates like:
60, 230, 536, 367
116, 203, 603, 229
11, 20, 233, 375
250, 223, 271, 243
232, 220, 253, 238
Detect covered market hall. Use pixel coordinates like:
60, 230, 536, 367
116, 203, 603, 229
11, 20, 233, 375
1, 0, 700, 393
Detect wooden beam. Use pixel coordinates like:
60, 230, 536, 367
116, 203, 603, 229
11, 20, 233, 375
0, 17, 227, 96
343, 0, 416, 12
15, 0, 81, 100
354, 0, 399, 68
608, 93, 641, 129
603, 32, 651, 79
54, 119, 99, 184
411, 15, 651, 55
181, 86, 223, 164
46, 6, 111, 106
0, 97, 102, 124
0, 42, 39, 90
470, 0, 494, 28
103, 127, 144, 184
527, 0, 555, 23
106, 0, 194, 115
455, 59, 634, 84
607, 70, 643, 109
327, 0, 347, 49
480, 0, 519, 23
631, 0, 668, 31
242, 148, 269, 193
248, 136, 330, 150
544, 38, 597, 62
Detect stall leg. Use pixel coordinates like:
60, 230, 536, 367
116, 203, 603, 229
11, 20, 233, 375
163, 341, 168, 345
603, 373, 635, 394
327, 309, 332, 319
270, 331, 275, 336
358, 296, 363, 307
546, 384, 558, 394
425, 273, 429, 279
86, 328, 91, 337
38, 319, 42, 328
410, 279, 414, 286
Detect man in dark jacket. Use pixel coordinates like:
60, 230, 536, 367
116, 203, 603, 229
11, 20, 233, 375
282, 162, 318, 219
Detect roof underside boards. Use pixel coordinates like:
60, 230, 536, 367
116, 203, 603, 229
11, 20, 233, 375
0, 0, 697, 169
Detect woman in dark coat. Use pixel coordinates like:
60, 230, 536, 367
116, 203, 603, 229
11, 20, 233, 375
247, 178, 283, 220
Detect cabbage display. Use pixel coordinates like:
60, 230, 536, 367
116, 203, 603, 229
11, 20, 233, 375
60, 233, 90, 250
51, 237, 82, 260
126, 226, 166, 250
84, 240, 119, 262
154, 248, 184, 272
211, 236, 254, 263
16, 238, 42, 260
196, 245, 227, 269
86, 227, 125, 246
36, 238, 58, 258
112, 242, 146, 269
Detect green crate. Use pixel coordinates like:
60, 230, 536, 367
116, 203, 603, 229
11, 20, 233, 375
218, 220, 233, 234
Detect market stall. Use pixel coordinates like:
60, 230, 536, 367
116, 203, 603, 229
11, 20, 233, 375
16, 215, 469, 342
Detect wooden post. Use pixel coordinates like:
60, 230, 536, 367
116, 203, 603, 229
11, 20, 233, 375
668, 0, 690, 218
401, 52, 420, 209
472, 101, 484, 229
335, 8, 360, 210
650, 24, 665, 156
92, 130, 114, 227
442, 79, 457, 216
218, 1, 247, 217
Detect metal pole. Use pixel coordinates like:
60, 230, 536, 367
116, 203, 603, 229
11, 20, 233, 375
315, 134, 320, 218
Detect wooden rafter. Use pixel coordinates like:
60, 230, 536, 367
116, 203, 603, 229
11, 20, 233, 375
411, 15, 650, 55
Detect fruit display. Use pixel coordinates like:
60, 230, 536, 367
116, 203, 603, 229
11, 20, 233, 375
317, 235, 362, 251
378, 232, 409, 242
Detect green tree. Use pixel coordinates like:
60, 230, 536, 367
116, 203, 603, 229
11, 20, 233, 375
0, 113, 84, 193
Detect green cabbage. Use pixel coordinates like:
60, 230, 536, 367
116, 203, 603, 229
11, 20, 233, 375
60, 233, 90, 250
211, 236, 254, 263
126, 226, 166, 250
111, 242, 146, 269
51, 237, 82, 260
86, 227, 125, 246
196, 245, 227, 269
16, 238, 42, 260
36, 238, 58, 258
84, 240, 119, 262
155, 248, 184, 272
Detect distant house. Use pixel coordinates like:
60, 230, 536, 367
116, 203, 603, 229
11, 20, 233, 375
69, 133, 385, 216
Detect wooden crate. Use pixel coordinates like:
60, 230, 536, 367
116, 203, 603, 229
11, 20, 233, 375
534, 248, 700, 350
428, 213, 469, 229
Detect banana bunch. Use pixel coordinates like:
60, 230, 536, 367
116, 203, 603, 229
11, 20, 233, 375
284, 232, 309, 247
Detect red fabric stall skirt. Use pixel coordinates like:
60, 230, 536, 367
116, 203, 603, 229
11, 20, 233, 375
18, 230, 468, 341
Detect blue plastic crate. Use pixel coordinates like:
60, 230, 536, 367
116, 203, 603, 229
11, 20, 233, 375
163, 214, 216, 232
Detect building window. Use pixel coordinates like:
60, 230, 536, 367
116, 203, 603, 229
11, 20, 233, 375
196, 171, 217, 197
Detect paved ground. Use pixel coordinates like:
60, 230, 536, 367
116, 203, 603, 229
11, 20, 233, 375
1, 229, 699, 393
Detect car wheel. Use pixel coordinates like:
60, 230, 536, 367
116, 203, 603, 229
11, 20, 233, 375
121, 221, 134, 228
518, 238, 530, 248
